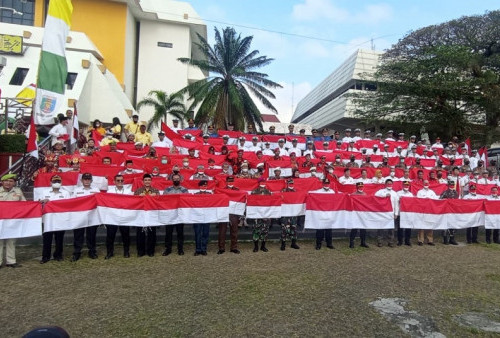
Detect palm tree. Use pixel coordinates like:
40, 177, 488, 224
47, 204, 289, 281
136, 90, 186, 131
178, 27, 282, 131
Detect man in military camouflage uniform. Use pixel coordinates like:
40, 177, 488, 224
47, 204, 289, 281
251, 178, 272, 252
280, 179, 300, 251
440, 180, 460, 245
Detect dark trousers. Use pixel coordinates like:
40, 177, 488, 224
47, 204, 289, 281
42, 231, 65, 260
316, 229, 333, 246
193, 223, 210, 253
86, 226, 98, 256
136, 227, 156, 256
466, 227, 478, 243
485, 229, 499, 243
73, 228, 85, 256
350, 229, 366, 244
396, 216, 411, 244
218, 214, 239, 251
106, 225, 130, 255
165, 224, 184, 253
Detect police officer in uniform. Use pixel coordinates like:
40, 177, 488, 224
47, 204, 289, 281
250, 178, 272, 252
280, 179, 300, 251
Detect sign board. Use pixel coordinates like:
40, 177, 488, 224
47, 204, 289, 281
0, 34, 23, 54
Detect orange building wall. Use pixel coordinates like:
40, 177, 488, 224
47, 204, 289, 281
34, 0, 128, 83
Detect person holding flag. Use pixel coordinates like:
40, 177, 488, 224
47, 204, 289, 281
250, 178, 272, 253
48, 116, 69, 147
280, 179, 300, 251
312, 178, 335, 250
374, 179, 399, 248
396, 181, 414, 246
349, 182, 369, 249
440, 180, 460, 245
463, 185, 481, 244
0, 174, 26, 268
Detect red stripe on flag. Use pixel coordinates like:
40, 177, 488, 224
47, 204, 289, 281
306, 193, 349, 211
43, 195, 97, 213
246, 194, 282, 207
0, 201, 42, 219
351, 195, 393, 212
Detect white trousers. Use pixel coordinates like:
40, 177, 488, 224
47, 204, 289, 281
0, 239, 16, 264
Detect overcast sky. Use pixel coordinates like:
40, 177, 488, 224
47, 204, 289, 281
187, 0, 499, 123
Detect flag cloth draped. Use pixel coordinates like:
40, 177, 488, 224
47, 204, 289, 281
34, 0, 73, 125
71, 101, 79, 145
0, 201, 42, 239
26, 114, 39, 159
483, 200, 500, 229
246, 194, 282, 219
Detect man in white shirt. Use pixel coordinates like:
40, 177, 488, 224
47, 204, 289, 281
48, 116, 69, 146
416, 180, 438, 245
276, 139, 288, 156
431, 137, 444, 149
247, 136, 262, 152
338, 168, 355, 185
374, 179, 399, 247
463, 185, 481, 244
39, 174, 71, 264
262, 142, 274, 156
342, 129, 353, 143
105, 174, 132, 259
72, 173, 100, 262
486, 186, 500, 244
287, 138, 302, 156
396, 181, 414, 246
312, 178, 335, 250
352, 128, 362, 142
151, 131, 172, 148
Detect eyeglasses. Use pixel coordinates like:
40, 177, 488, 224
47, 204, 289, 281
115, 179, 124, 182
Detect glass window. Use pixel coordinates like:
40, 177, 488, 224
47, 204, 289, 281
9, 67, 29, 86
66, 72, 78, 90
0, 0, 35, 26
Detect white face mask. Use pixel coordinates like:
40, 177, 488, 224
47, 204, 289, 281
424, 185, 429, 189
403, 187, 409, 191
328, 169, 334, 174
259, 184, 266, 188
386, 187, 392, 190
200, 188, 206, 192
161, 160, 168, 164
336, 159, 340, 162
242, 169, 248, 173
390, 172, 395, 177
51, 183, 61, 189
227, 184, 233, 188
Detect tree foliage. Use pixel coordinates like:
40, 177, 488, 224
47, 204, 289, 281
136, 90, 186, 131
352, 10, 500, 143
178, 27, 282, 131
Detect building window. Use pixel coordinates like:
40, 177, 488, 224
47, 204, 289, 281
66, 72, 77, 90
157, 42, 173, 48
0, 0, 35, 26
9, 67, 28, 85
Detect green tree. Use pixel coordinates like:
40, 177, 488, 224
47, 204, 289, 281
178, 27, 282, 131
136, 90, 186, 131
352, 11, 500, 144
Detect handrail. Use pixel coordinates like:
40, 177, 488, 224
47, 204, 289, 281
0, 135, 51, 188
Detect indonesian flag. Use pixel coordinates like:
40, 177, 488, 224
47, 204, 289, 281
464, 137, 471, 156
42, 195, 100, 232
350, 195, 394, 229
305, 193, 351, 229
0, 201, 42, 239
246, 194, 282, 219
281, 191, 307, 217
484, 200, 500, 229
177, 194, 229, 223
400, 197, 484, 229
96, 193, 146, 226
161, 122, 183, 145
478, 146, 487, 163
285, 136, 307, 150
217, 130, 241, 145
33, 171, 80, 201
71, 101, 79, 145
215, 188, 247, 216
267, 160, 293, 177
26, 114, 39, 159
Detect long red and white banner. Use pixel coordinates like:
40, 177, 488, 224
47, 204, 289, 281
0, 201, 42, 239
400, 197, 485, 230
305, 194, 394, 229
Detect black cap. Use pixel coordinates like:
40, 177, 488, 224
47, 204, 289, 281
198, 180, 208, 187
82, 173, 92, 180
226, 176, 235, 182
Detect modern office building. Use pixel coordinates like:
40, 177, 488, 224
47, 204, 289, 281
291, 49, 382, 131
0, 0, 207, 126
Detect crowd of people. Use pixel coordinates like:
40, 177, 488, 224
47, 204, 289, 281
1, 111, 500, 268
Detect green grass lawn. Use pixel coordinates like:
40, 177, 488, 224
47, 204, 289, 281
1, 238, 500, 337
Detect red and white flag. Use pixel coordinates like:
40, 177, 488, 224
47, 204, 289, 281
215, 188, 247, 216
26, 114, 39, 159
281, 191, 307, 217
71, 101, 79, 145
96, 193, 146, 226
177, 194, 229, 223
305, 193, 351, 229
351, 195, 394, 229
42, 195, 100, 232
0, 201, 42, 239
484, 200, 500, 229
246, 194, 282, 219
33, 171, 80, 201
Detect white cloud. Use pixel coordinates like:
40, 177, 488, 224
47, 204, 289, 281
292, 0, 393, 24
252, 81, 312, 124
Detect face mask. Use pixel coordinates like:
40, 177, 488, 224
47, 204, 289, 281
198, 171, 205, 175
242, 169, 248, 173
390, 172, 395, 177
383, 161, 388, 165
323, 186, 330, 190
366, 159, 371, 163
336, 159, 340, 162
350, 158, 355, 162
259, 184, 266, 188
403, 187, 409, 191
386, 186, 393, 190
51, 183, 61, 189
173, 181, 180, 186
161, 160, 168, 165
258, 168, 263, 173
474, 175, 479, 179
328, 169, 334, 174
173, 170, 179, 174
400, 159, 404, 163
424, 185, 429, 189
96, 123, 100, 127
357, 189, 364, 193
200, 188, 206, 192
183, 162, 189, 166
227, 184, 233, 188
107, 135, 112, 139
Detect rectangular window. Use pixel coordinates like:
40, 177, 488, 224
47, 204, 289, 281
0, 0, 35, 26
157, 42, 173, 48
66, 72, 78, 90
9, 67, 28, 85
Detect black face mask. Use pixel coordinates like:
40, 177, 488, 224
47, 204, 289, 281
350, 158, 355, 162
173, 181, 180, 186
173, 170, 179, 174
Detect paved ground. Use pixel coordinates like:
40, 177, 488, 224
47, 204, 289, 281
1, 237, 500, 337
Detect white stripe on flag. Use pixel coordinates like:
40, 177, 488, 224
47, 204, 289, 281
400, 212, 447, 230
352, 211, 394, 229
446, 212, 484, 229
149, 209, 178, 226
43, 209, 100, 232
281, 203, 305, 217
228, 201, 246, 216
178, 207, 229, 223
246, 205, 281, 219
304, 210, 351, 229
0, 218, 42, 239
97, 206, 145, 227
485, 214, 500, 229
42, 15, 70, 57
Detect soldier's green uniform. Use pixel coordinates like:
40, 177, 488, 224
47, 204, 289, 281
440, 182, 459, 245
280, 185, 300, 251
251, 185, 272, 252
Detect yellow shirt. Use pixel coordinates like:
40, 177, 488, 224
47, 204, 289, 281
111, 125, 122, 135
124, 121, 140, 135
134, 132, 153, 145
1, 128, 16, 135
100, 137, 120, 146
